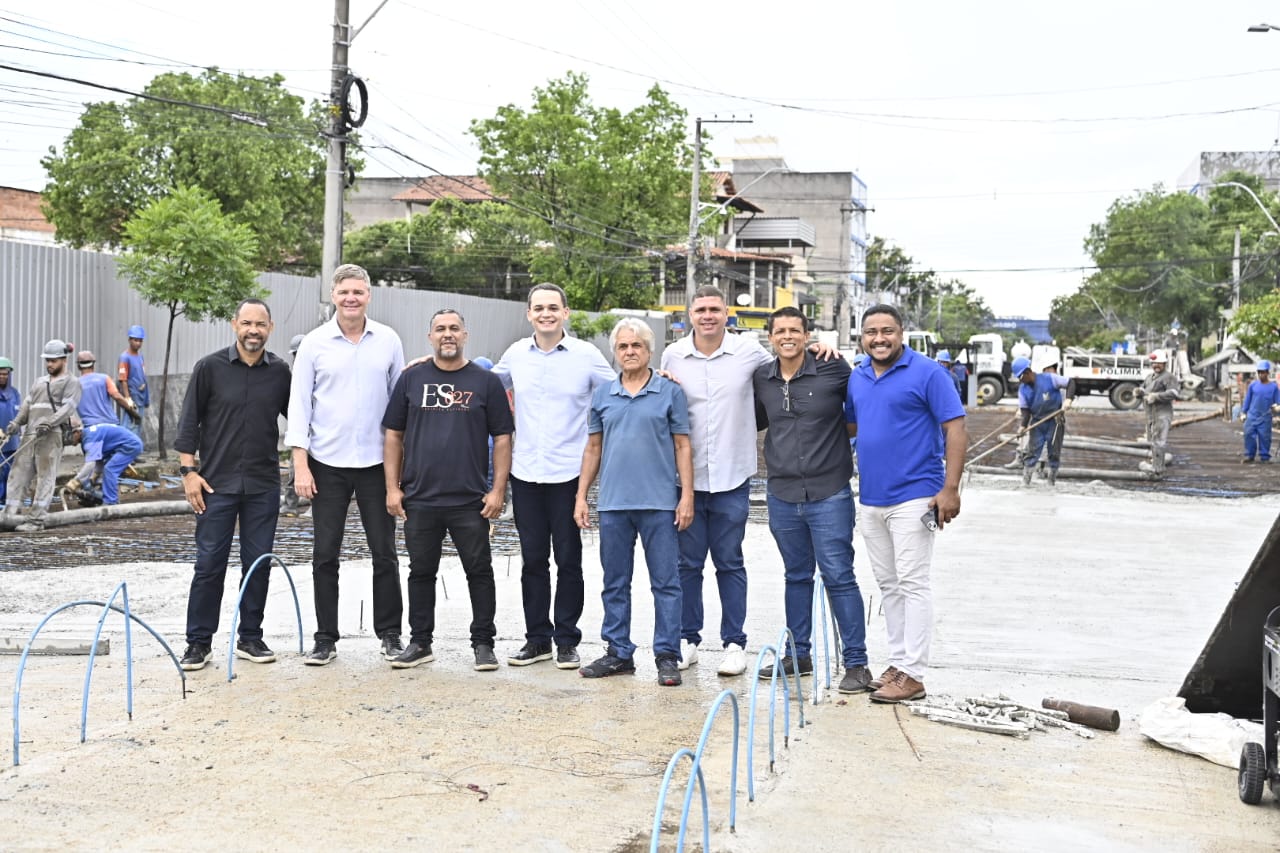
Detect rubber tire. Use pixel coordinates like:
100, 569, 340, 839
1108, 382, 1140, 410
1240, 741, 1265, 805
977, 376, 1003, 406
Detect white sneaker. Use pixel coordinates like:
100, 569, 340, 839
717, 643, 747, 676
678, 639, 698, 670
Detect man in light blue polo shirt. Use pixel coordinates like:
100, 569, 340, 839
494, 283, 616, 671
847, 303, 967, 704
574, 318, 694, 687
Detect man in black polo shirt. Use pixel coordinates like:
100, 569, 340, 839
175, 299, 292, 671
752, 307, 871, 694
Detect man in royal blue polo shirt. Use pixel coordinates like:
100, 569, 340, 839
847, 304, 967, 704
574, 318, 694, 687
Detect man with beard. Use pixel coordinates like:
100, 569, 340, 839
175, 299, 292, 672
4, 339, 80, 531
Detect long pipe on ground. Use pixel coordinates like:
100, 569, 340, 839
967, 464, 1155, 481
997, 434, 1170, 462
0, 500, 191, 531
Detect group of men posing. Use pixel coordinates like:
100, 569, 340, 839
170, 264, 967, 705
0, 329, 148, 531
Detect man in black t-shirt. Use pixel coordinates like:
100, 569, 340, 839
383, 309, 514, 672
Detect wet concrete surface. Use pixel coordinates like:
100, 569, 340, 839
2, 475, 1279, 849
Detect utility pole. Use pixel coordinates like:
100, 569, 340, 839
1232, 225, 1242, 311
320, 0, 385, 320
684, 116, 752, 308
320, 0, 351, 320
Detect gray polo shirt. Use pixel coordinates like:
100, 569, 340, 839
753, 352, 853, 503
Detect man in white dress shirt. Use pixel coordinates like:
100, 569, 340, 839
494, 283, 615, 670
287, 264, 406, 666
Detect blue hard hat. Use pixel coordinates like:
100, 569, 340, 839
936, 350, 952, 363
1011, 356, 1032, 378
127, 325, 145, 340
852, 353, 868, 366
1260, 360, 1273, 372
473, 356, 494, 370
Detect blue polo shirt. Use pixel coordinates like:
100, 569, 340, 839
588, 370, 690, 512
847, 347, 965, 507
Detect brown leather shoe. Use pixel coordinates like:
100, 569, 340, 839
869, 670, 926, 704
868, 665, 899, 690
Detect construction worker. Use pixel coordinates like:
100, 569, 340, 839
935, 350, 966, 400
117, 324, 149, 443
1013, 356, 1073, 486
4, 339, 81, 530
1134, 350, 1179, 475
1241, 360, 1280, 463
0, 357, 19, 508
67, 351, 142, 505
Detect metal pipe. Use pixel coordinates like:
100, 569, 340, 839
1042, 698, 1121, 732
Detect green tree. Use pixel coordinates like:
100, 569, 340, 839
471, 72, 692, 310
43, 70, 326, 271
117, 187, 262, 457
1229, 289, 1280, 359
344, 200, 533, 296
865, 237, 992, 339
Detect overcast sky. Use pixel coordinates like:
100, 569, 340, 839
4, 0, 1280, 318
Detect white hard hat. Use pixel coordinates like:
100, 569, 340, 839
1149, 350, 1168, 364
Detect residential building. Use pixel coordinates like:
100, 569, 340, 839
1178, 151, 1280, 195
0, 187, 56, 245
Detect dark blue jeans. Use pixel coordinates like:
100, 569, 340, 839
403, 504, 496, 648
185, 490, 279, 645
765, 486, 867, 667
309, 458, 403, 644
598, 509, 681, 661
677, 479, 750, 649
511, 476, 584, 647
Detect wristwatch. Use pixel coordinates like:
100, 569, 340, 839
179, 465, 200, 477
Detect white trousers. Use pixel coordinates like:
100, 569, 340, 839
859, 496, 935, 681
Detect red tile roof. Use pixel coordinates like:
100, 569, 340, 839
392, 175, 498, 203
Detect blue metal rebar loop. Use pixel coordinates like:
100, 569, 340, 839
811, 576, 832, 704
81, 581, 134, 742
12, 598, 185, 766
224, 553, 306, 682
649, 748, 708, 853
746, 628, 807, 802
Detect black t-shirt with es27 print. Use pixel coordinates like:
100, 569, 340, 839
382, 360, 514, 509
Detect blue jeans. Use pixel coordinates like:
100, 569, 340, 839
185, 490, 279, 645
119, 403, 146, 442
677, 479, 750, 649
511, 476, 584, 648
765, 486, 867, 667
598, 509, 682, 661
1245, 416, 1273, 461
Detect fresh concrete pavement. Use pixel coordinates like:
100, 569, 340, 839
1, 478, 1278, 851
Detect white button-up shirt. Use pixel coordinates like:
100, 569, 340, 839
660, 332, 771, 493
493, 334, 615, 483
285, 316, 405, 468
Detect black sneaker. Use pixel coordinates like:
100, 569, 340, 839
391, 641, 434, 669
381, 635, 405, 661
180, 643, 212, 671
758, 655, 813, 680
555, 646, 581, 670
304, 641, 337, 666
656, 656, 682, 687
580, 650, 636, 678
474, 644, 499, 671
234, 638, 277, 664
837, 664, 873, 694
507, 642, 553, 666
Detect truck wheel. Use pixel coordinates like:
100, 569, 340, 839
977, 377, 1003, 406
1240, 741, 1265, 804
1108, 382, 1140, 410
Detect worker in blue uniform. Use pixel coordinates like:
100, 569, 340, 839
0, 357, 20, 507
1013, 356, 1074, 486
1241, 360, 1280, 463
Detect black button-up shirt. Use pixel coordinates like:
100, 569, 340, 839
175, 345, 291, 495
753, 351, 853, 503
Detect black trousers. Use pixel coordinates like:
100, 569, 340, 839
510, 476, 584, 647
403, 504, 496, 648
309, 458, 403, 644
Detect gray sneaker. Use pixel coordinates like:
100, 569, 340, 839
474, 644, 499, 671
837, 665, 873, 694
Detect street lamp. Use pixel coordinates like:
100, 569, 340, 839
1196, 180, 1280, 234
1248, 22, 1280, 32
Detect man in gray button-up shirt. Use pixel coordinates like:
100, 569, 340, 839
752, 306, 870, 695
